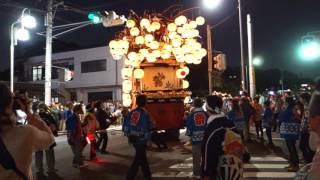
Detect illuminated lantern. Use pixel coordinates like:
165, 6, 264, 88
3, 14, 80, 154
193, 59, 202, 64
130, 27, 140, 36
121, 68, 133, 79
196, 16, 205, 26
140, 18, 150, 28
192, 29, 200, 37
122, 93, 131, 101
185, 54, 194, 64
109, 40, 117, 48
161, 50, 171, 59
175, 15, 187, 26
172, 38, 182, 47
133, 69, 145, 79
163, 44, 173, 52
145, 34, 154, 43
139, 49, 149, 57
200, 48, 207, 57
194, 42, 201, 50
122, 80, 132, 93
135, 36, 145, 45
177, 27, 183, 34
151, 22, 161, 30
152, 50, 161, 58
184, 96, 191, 104
146, 53, 156, 62
128, 52, 137, 61
176, 56, 185, 63
150, 41, 160, 50
126, 20, 136, 28
182, 66, 190, 75
189, 21, 197, 29
124, 59, 132, 65
183, 24, 191, 30
168, 31, 177, 39
182, 80, 189, 89
167, 23, 177, 32
185, 38, 196, 45
176, 68, 187, 79
136, 53, 144, 61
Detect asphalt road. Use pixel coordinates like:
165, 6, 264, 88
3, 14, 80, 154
32, 127, 300, 180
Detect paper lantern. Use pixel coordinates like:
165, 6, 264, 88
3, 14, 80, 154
151, 22, 161, 30
161, 50, 171, 59
182, 66, 190, 75
128, 52, 137, 61
182, 80, 189, 89
172, 38, 182, 47
150, 41, 160, 50
122, 93, 131, 101
163, 44, 173, 52
140, 18, 150, 27
200, 48, 207, 57
135, 36, 145, 45
193, 59, 202, 64
121, 68, 133, 79
139, 49, 149, 57
189, 21, 197, 29
130, 27, 140, 36
175, 15, 187, 26
168, 31, 177, 39
196, 16, 205, 26
176, 68, 187, 79
167, 23, 177, 32
146, 53, 156, 62
126, 20, 136, 28
152, 50, 161, 58
133, 69, 144, 79
185, 54, 194, 64
122, 80, 132, 93
145, 34, 154, 43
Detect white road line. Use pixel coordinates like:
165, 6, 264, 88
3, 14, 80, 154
152, 172, 178, 178
250, 156, 287, 162
244, 164, 289, 169
170, 163, 193, 169
244, 172, 296, 178
176, 172, 193, 177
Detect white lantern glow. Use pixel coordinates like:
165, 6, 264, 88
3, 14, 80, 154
176, 68, 187, 79
196, 16, 205, 26
145, 34, 154, 43
175, 15, 187, 26
133, 69, 145, 79
163, 44, 173, 52
126, 20, 136, 28
182, 66, 190, 75
128, 52, 137, 61
140, 18, 150, 27
135, 36, 145, 45
172, 38, 182, 47
168, 31, 177, 39
182, 80, 189, 89
167, 23, 177, 32
189, 21, 197, 29
161, 50, 171, 59
151, 22, 161, 30
122, 80, 132, 93
139, 49, 149, 57
121, 68, 133, 79
146, 53, 156, 62
152, 50, 161, 58
130, 27, 140, 36
150, 41, 160, 50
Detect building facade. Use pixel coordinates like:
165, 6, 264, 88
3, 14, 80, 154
22, 46, 123, 104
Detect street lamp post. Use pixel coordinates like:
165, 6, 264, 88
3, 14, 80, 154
10, 8, 36, 92
203, 0, 246, 91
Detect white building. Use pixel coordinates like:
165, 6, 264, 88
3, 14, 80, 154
22, 46, 123, 104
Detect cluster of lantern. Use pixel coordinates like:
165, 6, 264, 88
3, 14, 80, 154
109, 14, 207, 107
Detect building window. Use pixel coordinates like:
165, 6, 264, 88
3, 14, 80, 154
32, 66, 43, 81
81, 59, 106, 73
88, 91, 113, 102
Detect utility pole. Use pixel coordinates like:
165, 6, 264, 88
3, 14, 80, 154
207, 25, 213, 95
247, 14, 256, 98
238, 0, 246, 92
45, 0, 53, 105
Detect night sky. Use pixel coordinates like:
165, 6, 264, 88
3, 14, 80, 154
1, 0, 320, 78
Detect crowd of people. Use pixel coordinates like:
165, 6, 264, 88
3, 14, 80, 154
1, 77, 320, 180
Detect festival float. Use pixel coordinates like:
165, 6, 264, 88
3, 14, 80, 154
108, 12, 207, 136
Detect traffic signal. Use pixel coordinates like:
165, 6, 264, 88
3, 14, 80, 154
64, 69, 74, 81
88, 12, 102, 24
300, 35, 320, 60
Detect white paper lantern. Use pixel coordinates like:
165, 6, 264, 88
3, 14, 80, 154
122, 80, 132, 93
182, 80, 189, 89
133, 69, 145, 79
121, 68, 133, 79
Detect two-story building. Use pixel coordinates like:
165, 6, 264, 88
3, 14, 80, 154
21, 46, 123, 104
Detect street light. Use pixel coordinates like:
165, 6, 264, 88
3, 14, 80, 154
253, 56, 263, 66
202, 0, 246, 91
10, 8, 36, 92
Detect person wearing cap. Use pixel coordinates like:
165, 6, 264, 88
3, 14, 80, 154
201, 95, 243, 180
186, 98, 208, 177
123, 94, 152, 180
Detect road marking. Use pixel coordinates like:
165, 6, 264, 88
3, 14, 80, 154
244, 172, 296, 178
170, 163, 192, 169
250, 156, 287, 162
244, 163, 288, 169
153, 171, 178, 178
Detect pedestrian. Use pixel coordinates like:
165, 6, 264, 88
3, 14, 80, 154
298, 93, 315, 164
66, 104, 87, 168
307, 77, 320, 179
123, 94, 152, 180
279, 97, 300, 172
0, 83, 55, 180
201, 95, 244, 180
262, 100, 274, 146
227, 99, 245, 139
252, 97, 263, 139
186, 98, 208, 178
35, 103, 58, 176
83, 103, 99, 160
240, 97, 254, 141
95, 101, 112, 154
